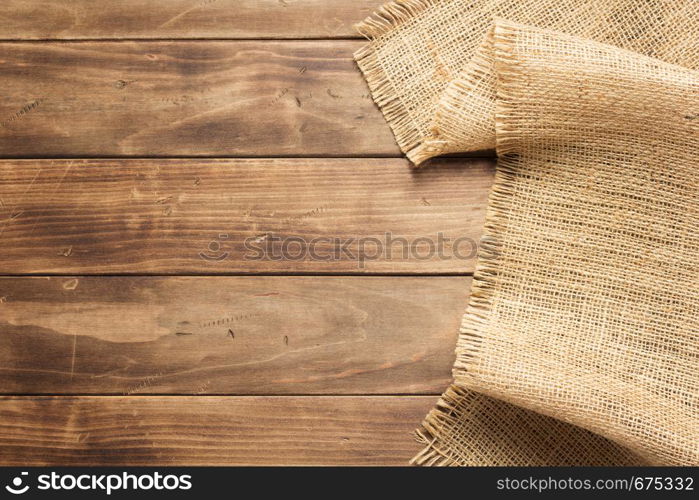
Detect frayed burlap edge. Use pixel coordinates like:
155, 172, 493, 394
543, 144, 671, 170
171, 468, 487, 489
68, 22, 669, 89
453, 20, 524, 380
411, 160, 518, 466
411, 385, 472, 466
411, 20, 573, 466
354, 0, 443, 165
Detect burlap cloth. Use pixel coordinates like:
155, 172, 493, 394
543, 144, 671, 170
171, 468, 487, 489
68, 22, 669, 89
354, 1, 698, 466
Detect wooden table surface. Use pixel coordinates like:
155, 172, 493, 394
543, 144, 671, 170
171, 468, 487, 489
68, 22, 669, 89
0, 0, 493, 466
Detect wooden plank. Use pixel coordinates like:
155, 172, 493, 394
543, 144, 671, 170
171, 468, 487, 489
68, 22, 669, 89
0, 40, 402, 157
0, 1, 384, 40
0, 395, 436, 465
0, 276, 470, 394
0, 158, 492, 274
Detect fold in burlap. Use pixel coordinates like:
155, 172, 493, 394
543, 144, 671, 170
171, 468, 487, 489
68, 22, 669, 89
455, 19, 697, 466
354, 2, 698, 466
412, 386, 648, 466
355, 0, 699, 165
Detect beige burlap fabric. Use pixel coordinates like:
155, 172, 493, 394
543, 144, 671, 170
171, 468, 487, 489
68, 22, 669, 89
412, 386, 648, 466
354, 3, 698, 467
355, 0, 699, 165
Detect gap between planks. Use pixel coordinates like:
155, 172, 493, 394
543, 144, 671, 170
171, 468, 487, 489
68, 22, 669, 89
0, 393, 445, 397
0, 37, 368, 43
0, 272, 475, 277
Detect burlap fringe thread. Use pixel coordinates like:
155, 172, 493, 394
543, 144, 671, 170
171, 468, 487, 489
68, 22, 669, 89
354, 0, 443, 161
354, 0, 698, 466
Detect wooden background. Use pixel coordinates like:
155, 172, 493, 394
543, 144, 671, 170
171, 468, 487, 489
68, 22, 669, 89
0, 0, 494, 465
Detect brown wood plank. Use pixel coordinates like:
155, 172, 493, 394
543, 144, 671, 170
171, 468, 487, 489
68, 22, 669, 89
0, 1, 383, 40
0, 158, 492, 274
0, 276, 469, 394
0, 40, 402, 157
0, 395, 436, 465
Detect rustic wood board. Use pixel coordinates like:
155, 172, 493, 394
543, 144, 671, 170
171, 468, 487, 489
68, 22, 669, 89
0, 395, 437, 465
0, 2, 486, 466
0, 1, 384, 40
0, 276, 470, 394
0, 40, 404, 157
0, 158, 492, 274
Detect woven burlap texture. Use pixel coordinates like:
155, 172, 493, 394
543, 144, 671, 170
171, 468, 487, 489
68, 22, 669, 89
355, 0, 699, 165
412, 386, 647, 466
449, 20, 697, 466
355, 3, 698, 467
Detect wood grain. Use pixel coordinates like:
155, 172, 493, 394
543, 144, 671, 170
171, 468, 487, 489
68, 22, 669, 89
0, 276, 469, 394
0, 40, 403, 157
0, 1, 384, 40
0, 395, 436, 465
0, 4, 483, 467
0, 158, 492, 274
